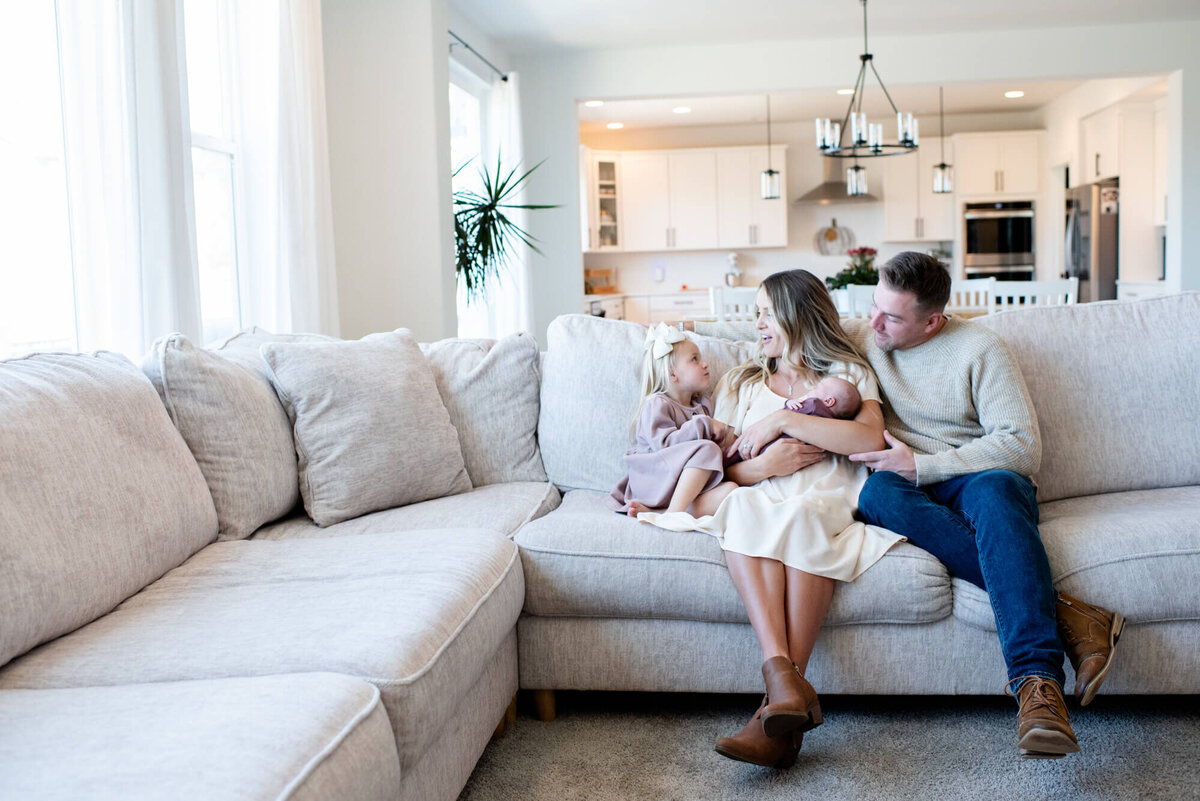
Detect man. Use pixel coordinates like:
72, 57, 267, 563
848, 251, 1124, 759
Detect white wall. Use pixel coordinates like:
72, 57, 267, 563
514, 19, 1200, 343
321, 0, 455, 341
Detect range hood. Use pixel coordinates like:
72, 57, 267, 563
794, 158, 880, 205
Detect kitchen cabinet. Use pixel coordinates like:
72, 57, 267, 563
883, 137, 955, 242
953, 132, 1040, 196
1154, 99, 1168, 225
1081, 107, 1120, 183
581, 149, 622, 251
596, 291, 711, 326
619, 151, 719, 252
716, 146, 789, 248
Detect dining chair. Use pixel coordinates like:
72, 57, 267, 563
993, 277, 1079, 309
843, 284, 877, 319
709, 286, 759, 321
948, 278, 997, 312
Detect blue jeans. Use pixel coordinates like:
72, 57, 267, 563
858, 469, 1064, 687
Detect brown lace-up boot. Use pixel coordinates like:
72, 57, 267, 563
1006, 676, 1080, 759
1057, 591, 1125, 706
715, 696, 804, 769
760, 656, 823, 737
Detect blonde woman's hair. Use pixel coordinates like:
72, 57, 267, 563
725, 269, 871, 396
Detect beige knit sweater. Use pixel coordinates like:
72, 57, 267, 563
846, 316, 1042, 486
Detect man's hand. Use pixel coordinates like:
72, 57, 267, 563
849, 431, 917, 482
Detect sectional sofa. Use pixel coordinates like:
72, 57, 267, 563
2, 293, 1198, 799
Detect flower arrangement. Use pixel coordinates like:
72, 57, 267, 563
825, 247, 878, 290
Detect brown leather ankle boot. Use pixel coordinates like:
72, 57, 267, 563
714, 696, 804, 769
760, 656, 823, 738
1006, 676, 1080, 759
1057, 591, 1125, 706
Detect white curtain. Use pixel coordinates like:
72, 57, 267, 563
232, 0, 340, 336
56, 0, 203, 357
457, 71, 530, 339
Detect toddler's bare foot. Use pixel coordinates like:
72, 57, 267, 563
627, 501, 661, 517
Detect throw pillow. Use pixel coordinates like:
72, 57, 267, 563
262, 330, 472, 526
420, 333, 548, 486
143, 334, 300, 540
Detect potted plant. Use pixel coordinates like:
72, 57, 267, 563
453, 156, 558, 303
825, 247, 879, 290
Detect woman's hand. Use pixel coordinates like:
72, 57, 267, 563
756, 439, 825, 478
726, 410, 787, 460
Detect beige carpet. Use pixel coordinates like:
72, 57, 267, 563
460, 691, 1200, 800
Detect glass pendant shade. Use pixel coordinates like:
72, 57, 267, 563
846, 165, 867, 196
932, 163, 953, 194
761, 168, 780, 200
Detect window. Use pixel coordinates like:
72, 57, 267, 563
183, 0, 242, 344
449, 63, 491, 337
0, 4, 76, 358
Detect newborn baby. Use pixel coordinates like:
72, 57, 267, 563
784, 376, 861, 420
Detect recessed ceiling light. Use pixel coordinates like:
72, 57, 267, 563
836, 88, 855, 95
584, 100, 604, 107
673, 106, 692, 114
1004, 90, 1025, 99
606, 122, 624, 130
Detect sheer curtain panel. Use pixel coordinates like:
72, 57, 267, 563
56, 0, 203, 357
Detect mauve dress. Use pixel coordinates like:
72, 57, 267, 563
607, 394, 726, 513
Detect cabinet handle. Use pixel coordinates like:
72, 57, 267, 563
751, 224, 758, 245
1095, 152, 1101, 177
1000, 171, 1004, 192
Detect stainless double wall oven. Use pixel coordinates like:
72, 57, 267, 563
962, 201, 1035, 281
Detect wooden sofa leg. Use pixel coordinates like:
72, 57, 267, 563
492, 695, 518, 739
532, 689, 556, 722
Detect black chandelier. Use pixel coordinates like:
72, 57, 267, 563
815, 0, 918, 195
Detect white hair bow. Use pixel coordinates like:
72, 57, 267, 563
644, 322, 686, 360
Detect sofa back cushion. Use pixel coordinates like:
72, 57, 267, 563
420, 333, 548, 486
0, 352, 218, 668
262, 330, 473, 526
979, 293, 1200, 501
143, 334, 301, 540
538, 314, 754, 492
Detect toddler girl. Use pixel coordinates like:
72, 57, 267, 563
608, 323, 738, 519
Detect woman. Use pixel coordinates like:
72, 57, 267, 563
640, 269, 902, 769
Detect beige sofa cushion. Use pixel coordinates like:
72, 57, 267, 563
421, 333, 548, 486
538, 314, 754, 492
515, 489, 951, 626
0, 530, 523, 775
262, 331, 472, 526
143, 334, 300, 540
0, 673, 399, 801
252, 481, 560, 541
0, 352, 217, 668
979, 294, 1200, 501
0, 676, 398, 801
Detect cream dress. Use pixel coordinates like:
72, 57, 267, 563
639, 362, 903, 581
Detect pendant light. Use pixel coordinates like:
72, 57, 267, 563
932, 86, 953, 194
761, 95, 780, 199
814, 0, 918, 195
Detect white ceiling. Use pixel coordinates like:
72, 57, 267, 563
450, 0, 1200, 53
576, 80, 1084, 133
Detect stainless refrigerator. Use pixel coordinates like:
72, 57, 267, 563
1064, 179, 1118, 302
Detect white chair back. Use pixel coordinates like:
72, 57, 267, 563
843, 284, 877, 319
948, 278, 996, 311
709, 286, 759, 321
993, 277, 1079, 309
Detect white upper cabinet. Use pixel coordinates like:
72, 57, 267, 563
619, 152, 673, 252
883, 137, 955, 242
579, 145, 787, 253
717, 146, 788, 248
953, 131, 1040, 196
667, 150, 720, 250
1081, 106, 1120, 183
